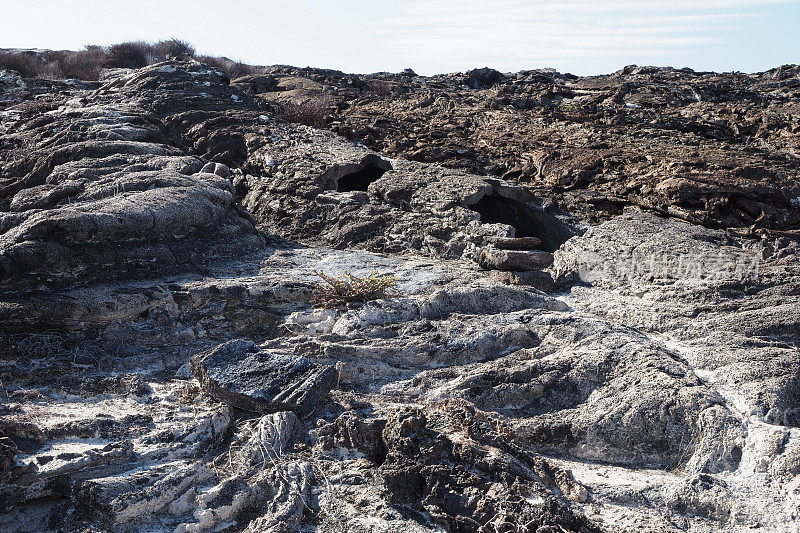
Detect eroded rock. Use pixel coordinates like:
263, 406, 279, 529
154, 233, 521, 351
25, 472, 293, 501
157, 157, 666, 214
2, 58, 800, 532
191, 339, 337, 418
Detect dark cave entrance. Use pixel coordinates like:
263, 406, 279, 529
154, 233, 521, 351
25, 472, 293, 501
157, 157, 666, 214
337, 163, 389, 192
467, 192, 575, 252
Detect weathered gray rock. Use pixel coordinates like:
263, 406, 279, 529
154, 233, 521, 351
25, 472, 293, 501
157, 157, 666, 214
240, 461, 313, 533
238, 130, 581, 265
391, 310, 745, 471
487, 235, 543, 250
3, 59, 800, 533
174, 411, 306, 533
665, 474, 732, 523
191, 339, 337, 418
476, 247, 553, 271
321, 62, 800, 235
553, 210, 800, 426
490, 268, 556, 291
75, 461, 214, 526
0, 60, 264, 291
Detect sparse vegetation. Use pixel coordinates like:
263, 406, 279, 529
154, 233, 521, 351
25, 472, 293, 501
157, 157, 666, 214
195, 55, 260, 79
277, 94, 336, 127
370, 79, 393, 96
0, 39, 255, 81
556, 100, 591, 115
0, 51, 40, 77
311, 269, 397, 308
105, 41, 151, 69
45, 46, 107, 80
151, 38, 196, 60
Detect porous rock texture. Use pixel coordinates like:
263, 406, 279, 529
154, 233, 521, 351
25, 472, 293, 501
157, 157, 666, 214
0, 59, 799, 532
190, 339, 338, 417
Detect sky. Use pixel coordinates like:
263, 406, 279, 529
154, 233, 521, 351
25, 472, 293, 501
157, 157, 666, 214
1, 0, 798, 75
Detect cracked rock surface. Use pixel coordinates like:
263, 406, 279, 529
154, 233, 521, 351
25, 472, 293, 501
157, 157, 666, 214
1, 60, 799, 532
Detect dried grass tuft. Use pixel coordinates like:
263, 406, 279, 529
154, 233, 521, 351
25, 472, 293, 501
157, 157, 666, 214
311, 270, 396, 308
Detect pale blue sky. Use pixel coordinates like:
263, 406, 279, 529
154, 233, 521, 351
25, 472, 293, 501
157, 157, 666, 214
1, 0, 798, 75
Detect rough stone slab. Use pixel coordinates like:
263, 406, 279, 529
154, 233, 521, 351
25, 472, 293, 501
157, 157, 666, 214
477, 247, 554, 271
486, 236, 543, 250
191, 339, 337, 418
74, 460, 212, 525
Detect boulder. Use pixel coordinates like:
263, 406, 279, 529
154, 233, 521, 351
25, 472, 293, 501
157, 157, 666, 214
191, 339, 337, 418
465, 67, 504, 89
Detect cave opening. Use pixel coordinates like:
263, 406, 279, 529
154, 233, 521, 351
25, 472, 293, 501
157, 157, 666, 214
337, 163, 389, 192
467, 192, 575, 252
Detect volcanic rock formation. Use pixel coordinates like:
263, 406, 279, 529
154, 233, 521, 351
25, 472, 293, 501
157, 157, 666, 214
0, 58, 799, 532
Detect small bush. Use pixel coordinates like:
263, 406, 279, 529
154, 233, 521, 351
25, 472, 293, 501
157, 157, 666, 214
0, 40, 263, 82
45, 48, 106, 80
196, 55, 260, 79
225, 61, 256, 79
0, 51, 40, 77
311, 270, 397, 308
152, 39, 195, 60
105, 41, 150, 69
555, 101, 593, 116
277, 94, 335, 127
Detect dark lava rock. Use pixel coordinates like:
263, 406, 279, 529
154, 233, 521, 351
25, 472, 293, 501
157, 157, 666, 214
377, 406, 598, 532
316, 411, 388, 463
2, 57, 799, 532
318, 64, 800, 236
465, 67, 504, 89
191, 339, 337, 418
0, 438, 18, 484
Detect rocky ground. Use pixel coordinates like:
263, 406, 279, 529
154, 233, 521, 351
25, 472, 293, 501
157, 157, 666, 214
0, 58, 799, 532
